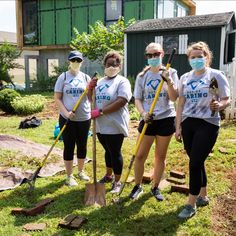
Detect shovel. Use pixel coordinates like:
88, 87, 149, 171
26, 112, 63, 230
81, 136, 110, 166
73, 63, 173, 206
114, 48, 177, 203
209, 77, 219, 117
84, 89, 106, 206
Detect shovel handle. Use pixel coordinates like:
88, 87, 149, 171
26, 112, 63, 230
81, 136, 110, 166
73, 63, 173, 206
211, 98, 216, 117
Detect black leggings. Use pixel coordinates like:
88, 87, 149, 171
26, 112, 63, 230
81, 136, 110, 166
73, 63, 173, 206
181, 118, 219, 195
59, 115, 91, 161
97, 133, 124, 175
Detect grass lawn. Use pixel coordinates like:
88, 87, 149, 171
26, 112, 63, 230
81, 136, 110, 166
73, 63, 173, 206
0, 97, 235, 235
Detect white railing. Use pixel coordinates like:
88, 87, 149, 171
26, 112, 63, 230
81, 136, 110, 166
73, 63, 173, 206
224, 58, 236, 119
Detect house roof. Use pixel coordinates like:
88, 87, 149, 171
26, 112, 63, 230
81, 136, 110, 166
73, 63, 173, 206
0, 31, 17, 45
125, 11, 235, 33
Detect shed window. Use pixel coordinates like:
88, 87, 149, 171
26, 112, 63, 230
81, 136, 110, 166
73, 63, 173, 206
106, 0, 122, 25
163, 35, 179, 54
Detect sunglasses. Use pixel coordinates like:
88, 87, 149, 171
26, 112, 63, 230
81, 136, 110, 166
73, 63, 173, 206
145, 52, 161, 59
105, 63, 120, 68
70, 58, 82, 63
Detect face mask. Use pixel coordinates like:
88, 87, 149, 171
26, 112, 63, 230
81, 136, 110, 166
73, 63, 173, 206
148, 57, 162, 68
104, 66, 120, 78
69, 61, 81, 73
189, 58, 206, 71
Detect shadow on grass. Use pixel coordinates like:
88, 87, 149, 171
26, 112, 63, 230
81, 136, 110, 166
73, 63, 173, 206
1, 178, 184, 235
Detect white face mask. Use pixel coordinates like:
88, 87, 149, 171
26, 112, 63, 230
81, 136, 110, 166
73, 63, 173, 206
69, 61, 81, 73
104, 66, 120, 78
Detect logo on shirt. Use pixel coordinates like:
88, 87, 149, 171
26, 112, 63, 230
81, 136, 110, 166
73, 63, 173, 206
147, 78, 161, 90
98, 84, 109, 92
187, 79, 205, 90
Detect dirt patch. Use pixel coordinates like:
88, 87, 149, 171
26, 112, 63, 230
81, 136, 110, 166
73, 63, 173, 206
212, 168, 236, 236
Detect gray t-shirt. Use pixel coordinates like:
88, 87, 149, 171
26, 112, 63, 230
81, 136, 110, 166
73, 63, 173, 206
54, 71, 91, 121
95, 74, 132, 136
179, 68, 230, 126
133, 68, 179, 120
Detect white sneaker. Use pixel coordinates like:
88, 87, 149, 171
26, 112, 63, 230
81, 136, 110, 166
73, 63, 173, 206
110, 181, 122, 194
65, 176, 78, 187
78, 170, 90, 181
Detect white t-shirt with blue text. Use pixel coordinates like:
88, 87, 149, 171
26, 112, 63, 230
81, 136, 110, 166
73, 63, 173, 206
95, 74, 132, 137
54, 71, 91, 121
133, 68, 179, 120
178, 68, 230, 126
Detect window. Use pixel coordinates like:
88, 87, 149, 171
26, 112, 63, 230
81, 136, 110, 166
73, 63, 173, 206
22, 0, 38, 45
163, 0, 174, 18
157, 0, 164, 18
106, 0, 122, 24
163, 35, 179, 54
225, 31, 236, 63
177, 3, 187, 17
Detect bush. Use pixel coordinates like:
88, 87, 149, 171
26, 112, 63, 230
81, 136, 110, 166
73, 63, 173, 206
11, 94, 46, 115
0, 88, 21, 113
129, 103, 140, 121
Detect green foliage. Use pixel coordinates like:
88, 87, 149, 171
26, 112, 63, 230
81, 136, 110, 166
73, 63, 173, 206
0, 42, 23, 85
129, 103, 140, 121
71, 17, 135, 62
0, 88, 21, 113
49, 62, 69, 88
127, 75, 135, 92
11, 94, 46, 115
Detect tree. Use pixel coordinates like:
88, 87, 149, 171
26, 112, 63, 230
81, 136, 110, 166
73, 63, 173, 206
70, 17, 135, 62
0, 42, 23, 86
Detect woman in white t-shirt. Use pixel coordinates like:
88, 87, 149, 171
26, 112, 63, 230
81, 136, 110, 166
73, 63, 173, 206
129, 42, 179, 201
91, 51, 132, 194
54, 50, 96, 187
176, 41, 230, 219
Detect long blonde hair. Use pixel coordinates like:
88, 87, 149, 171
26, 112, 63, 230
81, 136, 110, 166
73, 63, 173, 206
138, 42, 164, 77
186, 41, 213, 67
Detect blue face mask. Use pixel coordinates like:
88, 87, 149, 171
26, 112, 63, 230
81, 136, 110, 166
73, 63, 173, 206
148, 57, 162, 68
189, 58, 206, 71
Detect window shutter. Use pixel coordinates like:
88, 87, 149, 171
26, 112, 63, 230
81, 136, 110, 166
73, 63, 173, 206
179, 34, 188, 54
155, 36, 163, 47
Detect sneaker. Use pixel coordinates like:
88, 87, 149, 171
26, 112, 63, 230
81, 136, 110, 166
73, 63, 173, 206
99, 175, 113, 183
178, 204, 196, 219
196, 196, 209, 207
65, 176, 78, 187
110, 181, 122, 194
129, 185, 144, 200
78, 170, 90, 181
151, 187, 164, 201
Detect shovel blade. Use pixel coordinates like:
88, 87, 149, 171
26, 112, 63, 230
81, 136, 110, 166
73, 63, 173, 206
84, 183, 96, 206
95, 183, 106, 206
84, 183, 106, 206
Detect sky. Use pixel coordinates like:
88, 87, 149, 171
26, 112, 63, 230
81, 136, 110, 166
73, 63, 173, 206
0, 0, 236, 33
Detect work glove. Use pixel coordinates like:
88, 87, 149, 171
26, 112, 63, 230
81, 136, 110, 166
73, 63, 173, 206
142, 112, 153, 124
88, 78, 98, 90
91, 109, 102, 119
160, 69, 171, 83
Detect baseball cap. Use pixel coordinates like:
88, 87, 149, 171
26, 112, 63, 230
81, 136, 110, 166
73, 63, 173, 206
68, 50, 83, 61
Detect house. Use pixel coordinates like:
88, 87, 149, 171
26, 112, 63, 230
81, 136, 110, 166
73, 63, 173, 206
16, 0, 196, 90
124, 11, 236, 118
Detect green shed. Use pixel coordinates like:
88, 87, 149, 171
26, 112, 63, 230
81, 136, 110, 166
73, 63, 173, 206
124, 11, 236, 78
